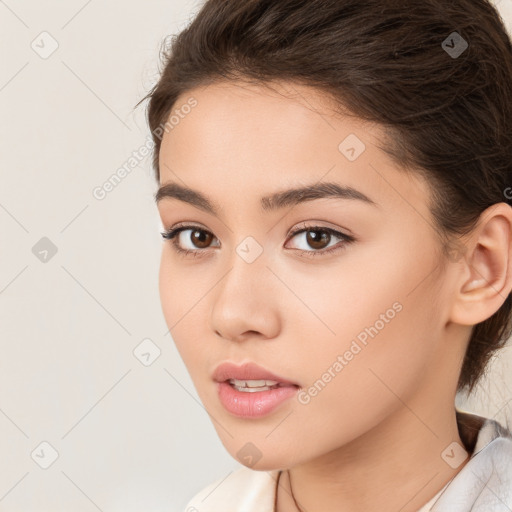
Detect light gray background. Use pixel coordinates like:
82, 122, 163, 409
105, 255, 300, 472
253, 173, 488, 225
1, 1, 512, 510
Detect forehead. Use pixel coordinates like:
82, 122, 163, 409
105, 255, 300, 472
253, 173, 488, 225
161, 80, 381, 157
158, 80, 432, 219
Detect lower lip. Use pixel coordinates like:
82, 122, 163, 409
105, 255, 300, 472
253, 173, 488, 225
217, 381, 298, 418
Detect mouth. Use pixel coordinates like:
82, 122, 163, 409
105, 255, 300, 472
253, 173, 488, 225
217, 380, 299, 418
226, 379, 298, 392
212, 361, 300, 417
212, 361, 299, 388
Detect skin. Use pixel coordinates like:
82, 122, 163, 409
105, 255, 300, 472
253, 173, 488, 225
156, 80, 512, 512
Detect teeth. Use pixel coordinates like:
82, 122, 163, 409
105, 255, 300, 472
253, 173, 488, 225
231, 385, 277, 392
228, 379, 280, 392
229, 379, 279, 387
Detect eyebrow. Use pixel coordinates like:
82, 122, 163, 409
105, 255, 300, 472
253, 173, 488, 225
154, 181, 378, 215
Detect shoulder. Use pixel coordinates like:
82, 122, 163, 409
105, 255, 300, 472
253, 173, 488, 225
183, 466, 280, 512
432, 413, 512, 511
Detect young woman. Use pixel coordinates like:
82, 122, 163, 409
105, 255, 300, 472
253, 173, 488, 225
137, 0, 512, 510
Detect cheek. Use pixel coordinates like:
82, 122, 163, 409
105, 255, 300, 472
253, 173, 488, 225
158, 251, 201, 360
158, 251, 220, 395
281, 247, 440, 435
272, 305, 437, 468
158, 249, 201, 329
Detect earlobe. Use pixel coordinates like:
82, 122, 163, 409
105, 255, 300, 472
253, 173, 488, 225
450, 202, 512, 326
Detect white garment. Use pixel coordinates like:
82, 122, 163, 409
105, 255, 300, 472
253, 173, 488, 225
183, 409, 512, 512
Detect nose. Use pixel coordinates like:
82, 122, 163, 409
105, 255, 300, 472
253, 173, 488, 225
209, 248, 281, 343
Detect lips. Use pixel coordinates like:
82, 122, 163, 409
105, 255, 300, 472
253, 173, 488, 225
212, 361, 299, 387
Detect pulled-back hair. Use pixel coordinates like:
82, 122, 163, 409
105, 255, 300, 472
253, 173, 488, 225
137, 0, 512, 396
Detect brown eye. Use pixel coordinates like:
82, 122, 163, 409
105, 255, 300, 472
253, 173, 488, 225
304, 229, 331, 250
161, 225, 219, 256
286, 224, 355, 258
161, 222, 355, 259
189, 229, 214, 249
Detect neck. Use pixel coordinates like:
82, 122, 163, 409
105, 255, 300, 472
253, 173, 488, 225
276, 401, 470, 512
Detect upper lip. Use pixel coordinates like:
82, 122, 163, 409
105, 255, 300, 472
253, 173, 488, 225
212, 361, 299, 386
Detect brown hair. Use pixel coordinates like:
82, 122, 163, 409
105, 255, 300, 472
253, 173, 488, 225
137, 0, 512, 397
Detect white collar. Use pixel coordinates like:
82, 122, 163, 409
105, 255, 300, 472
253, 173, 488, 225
425, 410, 512, 511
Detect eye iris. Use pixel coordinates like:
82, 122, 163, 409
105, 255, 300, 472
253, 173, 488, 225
192, 229, 212, 248
306, 229, 330, 249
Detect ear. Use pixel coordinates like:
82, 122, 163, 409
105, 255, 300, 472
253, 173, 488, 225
449, 202, 512, 326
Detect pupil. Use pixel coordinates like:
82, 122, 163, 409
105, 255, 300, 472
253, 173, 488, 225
307, 230, 329, 249
193, 230, 211, 248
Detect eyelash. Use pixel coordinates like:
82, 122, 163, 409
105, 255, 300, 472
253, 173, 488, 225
160, 222, 355, 259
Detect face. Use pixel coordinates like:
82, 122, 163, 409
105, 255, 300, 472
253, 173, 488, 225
156, 80, 459, 470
